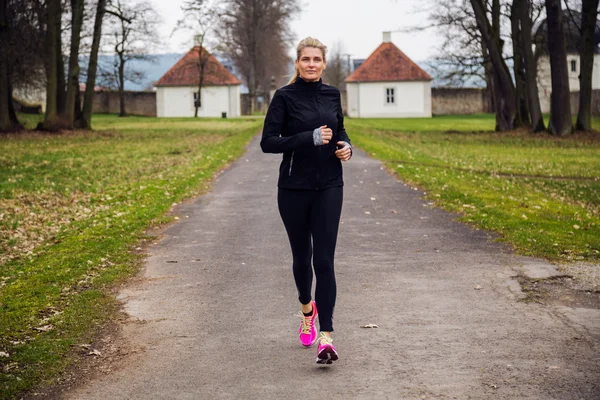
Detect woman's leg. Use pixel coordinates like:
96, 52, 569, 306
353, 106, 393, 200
310, 186, 343, 333
278, 188, 313, 306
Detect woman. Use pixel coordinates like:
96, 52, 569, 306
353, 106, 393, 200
260, 37, 352, 365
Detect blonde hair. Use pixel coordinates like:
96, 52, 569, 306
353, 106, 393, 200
288, 37, 327, 84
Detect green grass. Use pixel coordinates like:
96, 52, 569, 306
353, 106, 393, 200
345, 114, 600, 262
0, 114, 262, 398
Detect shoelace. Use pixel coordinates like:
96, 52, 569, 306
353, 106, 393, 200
319, 332, 333, 346
298, 312, 313, 335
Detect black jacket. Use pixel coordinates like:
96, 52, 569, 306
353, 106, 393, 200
260, 77, 351, 190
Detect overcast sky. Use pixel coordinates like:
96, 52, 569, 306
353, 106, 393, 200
150, 0, 438, 62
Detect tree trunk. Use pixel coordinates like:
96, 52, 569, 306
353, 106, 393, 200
511, 0, 530, 127
0, 0, 20, 132
518, 0, 545, 132
575, 0, 600, 131
118, 53, 126, 117
65, 0, 85, 127
482, 41, 496, 113
41, 0, 61, 131
56, 9, 66, 117
77, 0, 107, 129
470, 0, 518, 131
545, 0, 572, 135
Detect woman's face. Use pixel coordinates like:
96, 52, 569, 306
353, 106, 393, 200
296, 47, 326, 82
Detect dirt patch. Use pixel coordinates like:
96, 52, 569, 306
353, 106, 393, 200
517, 275, 600, 309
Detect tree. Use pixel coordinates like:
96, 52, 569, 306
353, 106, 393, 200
413, 1, 488, 88
511, 0, 530, 126
40, 0, 62, 131
0, 0, 22, 132
575, 0, 599, 131
217, 0, 298, 113
77, 0, 108, 129
64, 0, 86, 126
470, 0, 518, 131
104, 0, 160, 117
323, 41, 350, 90
516, 0, 545, 132
175, 0, 218, 118
545, 0, 572, 135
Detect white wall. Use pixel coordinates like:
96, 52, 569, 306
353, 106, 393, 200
157, 85, 241, 117
346, 81, 432, 118
537, 54, 600, 113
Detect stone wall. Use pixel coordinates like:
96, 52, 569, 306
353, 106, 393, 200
92, 90, 156, 116
431, 88, 492, 115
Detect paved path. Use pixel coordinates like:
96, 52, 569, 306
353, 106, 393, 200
66, 136, 599, 399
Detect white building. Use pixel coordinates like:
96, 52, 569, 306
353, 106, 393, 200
155, 46, 241, 118
345, 32, 432, 118
536, 54, 600, 113
534, 13, 600, 113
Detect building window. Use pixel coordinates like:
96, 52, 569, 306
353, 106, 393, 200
194, 91, 201, 108
386, 88, 395, 104
571, 59, 577, 73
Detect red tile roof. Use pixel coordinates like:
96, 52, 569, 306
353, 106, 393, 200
345, 42, 432, 83
155, 46, 241, 87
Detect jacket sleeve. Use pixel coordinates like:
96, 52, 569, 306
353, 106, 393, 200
336, 91, 351, 145
260, 91, 315, 154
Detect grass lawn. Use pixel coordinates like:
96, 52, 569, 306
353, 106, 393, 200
0, 114, 263, 398
345, 114, 600, 262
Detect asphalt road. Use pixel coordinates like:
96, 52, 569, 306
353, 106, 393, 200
65, 135, 599, 399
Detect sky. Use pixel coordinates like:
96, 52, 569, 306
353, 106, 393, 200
149, 0, 439, 63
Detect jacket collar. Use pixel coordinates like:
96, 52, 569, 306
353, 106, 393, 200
293, 76, 323, 90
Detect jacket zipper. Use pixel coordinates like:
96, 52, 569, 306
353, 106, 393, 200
289, 151, 294, 176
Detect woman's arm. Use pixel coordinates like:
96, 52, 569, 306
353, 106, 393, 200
260, 91, 315, 154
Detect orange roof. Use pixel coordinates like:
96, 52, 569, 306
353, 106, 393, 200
155, 46, 241, 87
345, 42, 432, 83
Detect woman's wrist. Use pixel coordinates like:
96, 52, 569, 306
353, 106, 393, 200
313, 127, 323, 146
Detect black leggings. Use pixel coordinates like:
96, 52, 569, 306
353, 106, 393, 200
277, 186, 343, 332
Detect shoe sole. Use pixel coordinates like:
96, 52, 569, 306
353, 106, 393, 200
301, 335, 319, 348
316, 346, 338, 364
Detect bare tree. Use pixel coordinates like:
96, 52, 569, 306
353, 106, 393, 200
0, 0, 22, 132
516, 0, 545, 131
574, 0, 599, 131
511, 0, 530, 126
175, 0, 218, 117
470, 0, 518, 131
545, 0, 572, 135
76, 0, 108, 129
64, 0, 85, 126
323, 41, 349, 90
40, 0, 62, 130
103, 0, 161, 116
216, 0, 298, 113
414, 1, 488, 88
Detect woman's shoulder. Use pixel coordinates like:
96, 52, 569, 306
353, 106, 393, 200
320, 83, 341, 96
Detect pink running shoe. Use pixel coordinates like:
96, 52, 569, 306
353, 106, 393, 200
316, 332, 338, 364
298, 301, 318, 347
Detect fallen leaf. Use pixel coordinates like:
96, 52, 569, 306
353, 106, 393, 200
34, 325, 53, 332
475, 285, 483, 290
88, 349, 102, 356
361, 324, 378, 328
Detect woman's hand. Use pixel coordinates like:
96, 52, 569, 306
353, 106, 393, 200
335, 141, 352, 161
320, 125, 333, 144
